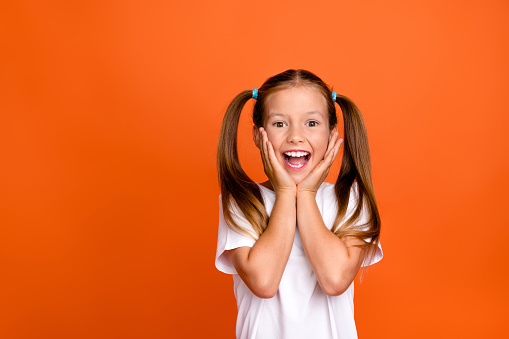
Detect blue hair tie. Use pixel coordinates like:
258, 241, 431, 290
332, 92, 337, 102
252, 88, 258, 99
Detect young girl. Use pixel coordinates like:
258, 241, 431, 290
215, 69, 383, 339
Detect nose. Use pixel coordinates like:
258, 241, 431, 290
287, 125, 305, 144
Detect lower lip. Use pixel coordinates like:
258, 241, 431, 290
282, 155, 310, 171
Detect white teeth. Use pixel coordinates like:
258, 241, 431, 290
284, 151, 309, 157
287, 162, 304, 168
283, 151, 309, 169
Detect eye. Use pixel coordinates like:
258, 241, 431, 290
273, 121, 287, 128
307, 120, 319, 127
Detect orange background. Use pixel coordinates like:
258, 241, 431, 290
1, 1, 508, 338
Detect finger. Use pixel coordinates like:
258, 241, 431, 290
325, 137, 341, 166
329, 127, 338, 142
332, 138, 343, 161
329, 127, 338, 141
256, 128, 264, 158
326, 129, 339, 155
324, 131, 338, 160
258, 128, 269, 169
327, 138, 343, 166
330, 131, 341, 151
261, 129, 271, 170
266, 140, 279, 168
326, 130, 334, 151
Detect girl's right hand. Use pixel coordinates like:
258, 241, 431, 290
257, 127, 296, 195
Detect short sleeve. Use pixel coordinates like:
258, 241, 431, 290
361, 238, 383, 267
349, 183, 384, 268
357, 201, 383, 268
215, 195, 258, 275
320, 182, 383, 268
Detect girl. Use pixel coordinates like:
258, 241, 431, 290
215, 69, 383, 339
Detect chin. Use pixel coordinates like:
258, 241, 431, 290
290, 176, 305, 186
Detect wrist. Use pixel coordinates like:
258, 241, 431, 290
275, 188, 297, 197
296, 190, 317, 199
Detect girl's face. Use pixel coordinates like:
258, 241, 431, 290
255, 85, 333, 186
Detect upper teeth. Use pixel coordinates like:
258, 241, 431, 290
284, 151, 309, 157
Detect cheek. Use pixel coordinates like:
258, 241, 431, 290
312, 136, 331, 156
312, 133, 329, 149
264, 131, 280, 147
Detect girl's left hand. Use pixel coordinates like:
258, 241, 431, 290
296, 128, 343, 196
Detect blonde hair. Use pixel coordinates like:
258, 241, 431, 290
216, 69, 381, 281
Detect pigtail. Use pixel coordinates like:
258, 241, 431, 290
217, 90, 269, 240
332, 94, 381, 282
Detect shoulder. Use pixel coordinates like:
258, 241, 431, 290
319, 181, 335, 194
316, 181, 362, 210
315, 182, 338, 212
254, 182, 276, 212
217, 183, 274, 226
317, 181, 359, 193
316, 181, 335, 200
322, 181, 335, 190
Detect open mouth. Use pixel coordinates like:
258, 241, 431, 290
283, 151, 310, 169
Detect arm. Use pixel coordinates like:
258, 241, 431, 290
226, 191, 296, 299
226, 126, 298, 299
294, 128, 365, 296
297, 191, 367, 296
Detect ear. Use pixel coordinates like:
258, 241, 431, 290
253, 125, 261, 150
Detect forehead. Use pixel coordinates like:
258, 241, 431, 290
265, 86, 328, 120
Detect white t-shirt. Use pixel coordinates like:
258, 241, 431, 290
215, 181, 383, 339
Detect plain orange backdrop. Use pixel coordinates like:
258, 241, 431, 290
1, 0, 508, 338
